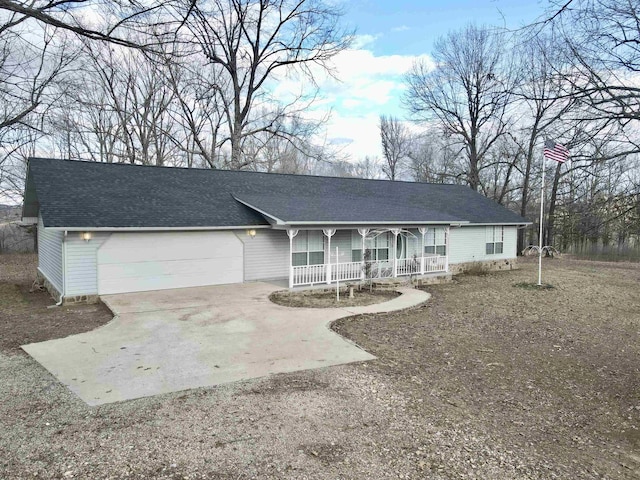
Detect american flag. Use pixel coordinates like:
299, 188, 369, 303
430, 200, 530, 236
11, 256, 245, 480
544, 139, 569, 163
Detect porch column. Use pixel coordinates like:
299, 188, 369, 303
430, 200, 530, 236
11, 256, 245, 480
445, 226, 450, 272
358, 228, 369, 281
418, 227, 427, 275
391, 228, 401, 278
287, 229, 299, 288
323, 228, 336, 284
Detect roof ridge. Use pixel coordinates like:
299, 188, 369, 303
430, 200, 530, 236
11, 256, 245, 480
27, 157, 465, 188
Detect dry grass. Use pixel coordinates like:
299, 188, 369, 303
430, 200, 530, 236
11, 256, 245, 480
1, 256, 639, 479
270, 287, 399, 308
0, 253, 37, 284
334, 256, 640, 479
0, 254, 113, 354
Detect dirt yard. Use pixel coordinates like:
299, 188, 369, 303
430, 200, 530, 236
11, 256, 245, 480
270, 287, 399, 308
0, 254, 639, 479
0, 254, 113, 354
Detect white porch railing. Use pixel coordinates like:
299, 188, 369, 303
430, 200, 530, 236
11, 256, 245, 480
292, 264, 326, 286
397, 257, 421, 276
291, 255, 447, 287
424, 255, 447, 273
331, 261, 362, 282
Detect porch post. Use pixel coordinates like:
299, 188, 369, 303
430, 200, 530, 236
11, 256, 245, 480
445, 226, 450, 272
418, 227, 427, 275
391, 228, 401, 278
358, 228, 369, 281
323, 228, 336, 284
287, 229, 299, 288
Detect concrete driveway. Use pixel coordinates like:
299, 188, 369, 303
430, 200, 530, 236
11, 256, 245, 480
22, 283, 429, 406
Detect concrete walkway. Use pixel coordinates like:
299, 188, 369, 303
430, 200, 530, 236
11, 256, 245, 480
22, 283, 429, 406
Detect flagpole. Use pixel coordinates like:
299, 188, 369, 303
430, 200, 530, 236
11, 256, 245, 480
538, 156, 545, 286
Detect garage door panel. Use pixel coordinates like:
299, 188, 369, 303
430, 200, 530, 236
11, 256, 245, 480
98, 257, 243, 281
98, 232, 240, 264
98, 231, 244, 295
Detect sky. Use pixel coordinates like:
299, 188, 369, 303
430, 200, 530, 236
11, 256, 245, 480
315, 0, 549, 161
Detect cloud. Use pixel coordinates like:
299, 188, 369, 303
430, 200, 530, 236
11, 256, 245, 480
325, 111, 381, 159
351, 33, 380, 49
270, 35, 435, 160
391, 25, 410, 32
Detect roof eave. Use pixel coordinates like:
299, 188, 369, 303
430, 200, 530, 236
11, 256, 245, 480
43, 225, 273, 232
272, 220, 470, 229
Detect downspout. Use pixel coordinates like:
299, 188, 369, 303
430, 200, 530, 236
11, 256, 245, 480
55, 231, 67, 306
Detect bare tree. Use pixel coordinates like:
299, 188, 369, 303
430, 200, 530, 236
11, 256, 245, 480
0, 23, 76, 202
0, 0, 182, 49
406, 132, 464, 184
56, 37, 179, 166
180, 0, 352, 169
352, 156, 382, 180
379, 114, 409, 180
163, 53, 229, 168
546, 0, 640, 132
509, 33, 579, 250
404, 24, 518, 191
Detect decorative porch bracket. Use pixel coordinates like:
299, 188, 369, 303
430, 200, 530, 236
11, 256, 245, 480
287, 229, 299, 288
418, 227, 427, 275
322, 228, 336, 284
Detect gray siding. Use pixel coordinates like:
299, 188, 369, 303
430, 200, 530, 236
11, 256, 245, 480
65, 231, 111, 296
448, 225, 517, 264
237, 229, 289, 281
327, 230, 352, 263
37, 214, 63, 293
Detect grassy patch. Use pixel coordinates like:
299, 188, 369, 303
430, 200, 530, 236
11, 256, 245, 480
514, 281, 555, 290
0, 283, 26, 308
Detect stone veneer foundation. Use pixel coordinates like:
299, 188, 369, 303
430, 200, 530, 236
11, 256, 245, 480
38, 271, 99, 305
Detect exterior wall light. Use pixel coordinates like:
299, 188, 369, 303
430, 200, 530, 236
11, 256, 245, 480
247, 229, 257, 238
81, 232, 92, 242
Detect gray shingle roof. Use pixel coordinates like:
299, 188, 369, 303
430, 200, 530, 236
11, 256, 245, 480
23, 158, 529, 228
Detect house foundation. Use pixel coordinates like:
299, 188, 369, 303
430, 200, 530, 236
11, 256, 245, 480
37, 271, 99, 305
448, 258, 518, 275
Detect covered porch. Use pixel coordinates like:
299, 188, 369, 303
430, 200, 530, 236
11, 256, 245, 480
286, 226, 450, 288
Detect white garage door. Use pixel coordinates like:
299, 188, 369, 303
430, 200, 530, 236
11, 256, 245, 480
97, 231, 244, 295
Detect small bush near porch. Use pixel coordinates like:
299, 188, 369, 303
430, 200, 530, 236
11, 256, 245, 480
270, 287, 399, 308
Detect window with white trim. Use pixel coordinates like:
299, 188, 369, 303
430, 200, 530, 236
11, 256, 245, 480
486, 226, 504, 255
352, 231, 390, 261
292, 231, 325, 266
365, 232, 390, 261
424, 227, 446, 256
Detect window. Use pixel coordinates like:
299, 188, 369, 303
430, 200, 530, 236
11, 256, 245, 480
486, 226, 504, 255
292, 231, 325, 266
424, 227, 446, 256
352, 231, 390, 261
368, 233, 390, 261
351, 231, 363, 262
